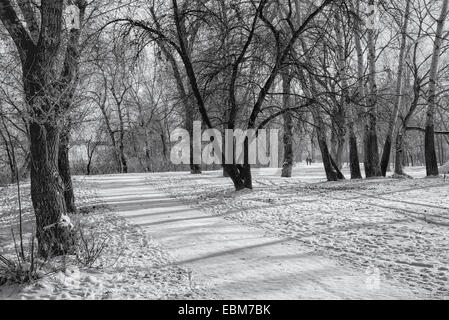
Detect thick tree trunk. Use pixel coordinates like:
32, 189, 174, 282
30, 121, 74, 258
222, 137, 253, 190
348, 126, 362, 179
223, 164, 252, 190
58, 124, 76, 213
425, 0, 449, 176
330, 111, 346, 170
0, 0, 86, 257
317, 133, 342, 181
119, 142, 128, 174
380, 135, 393, 176
314, 112, 345, 181
425, 127, 439, 175
281, 71, 293, 178
394, 130, 406, 175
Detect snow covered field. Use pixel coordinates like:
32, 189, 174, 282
1, 163, 448, 300
146, 164, 449, 299
0, 180, 208, 300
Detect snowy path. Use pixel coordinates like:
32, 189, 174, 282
90, 174, 416, 300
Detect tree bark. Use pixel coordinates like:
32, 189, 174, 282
0, 0, 88, 257
346, 1, 363, 179
380, 0, 411, 176
0, 118, 18, 183
58, 124, 76, 213
364, 0, 382, 178
281, 70, 293, 178
425, 0, 449, 176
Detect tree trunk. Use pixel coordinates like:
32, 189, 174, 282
223, 164, 252, 190
348, 126, 362, 179
330, 111, 346, 170
116, 97, 128, 174
0, 0, 87, 257
222, 137, 253, 189
380, 0, 411, 176
425, 0, 449, 176
58, 124, 76, 213
0, 121, 18, 184
153, 14, 201, 175
364, 1, 382, 178
348, 2, 363, 179
281, 70, 293, 178
186, 100, 201, 175
30, 121, 74, 258
314, 112, 345, 181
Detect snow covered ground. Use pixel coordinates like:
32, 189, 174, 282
1, 163, 447, 300
0, 180, 208, 300
146, 164, 449, 299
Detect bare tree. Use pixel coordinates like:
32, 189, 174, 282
424, 0, 449, 176
0, 0, 87, 257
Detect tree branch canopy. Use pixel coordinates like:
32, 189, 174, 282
406, 127, 449, 135
17, 0, 40, 42
0, 0, 35, 63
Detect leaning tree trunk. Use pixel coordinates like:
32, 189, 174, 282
0, 120, 18, 184
153, 16, 201, 175
425, 0, 449, 176
295, 42, 344, 182
380, 0, 411, 176
58, 123, 76, 213
314, 111, 345, 181
281, 70, 293, 178
395, 69, 420, 176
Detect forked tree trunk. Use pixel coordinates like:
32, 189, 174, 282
314, 111, 345, 181
281, 70, 293, 178
223, 138, 252, 190
223, 164, 252, 190
29, 121, 74, 257
0, 0, 88, 257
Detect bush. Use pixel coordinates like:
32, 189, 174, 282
74, 221, 109, 268
0, 231, 45, 285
